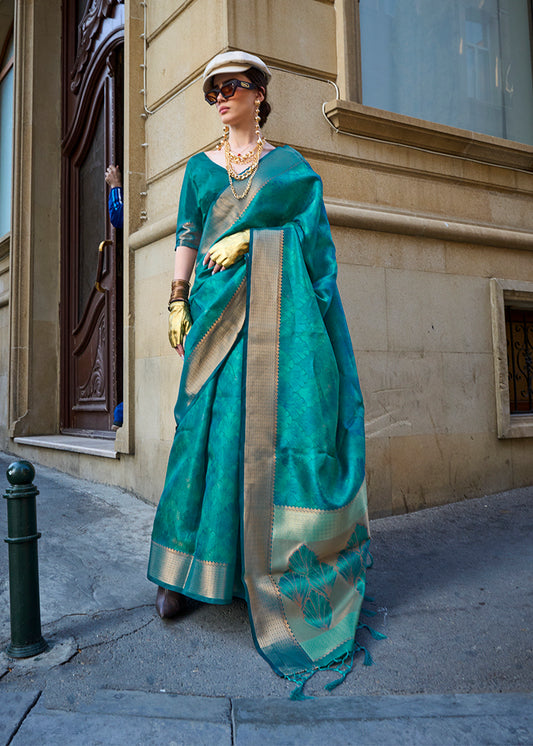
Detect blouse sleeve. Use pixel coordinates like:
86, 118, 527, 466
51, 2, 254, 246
175, 160, 203, 251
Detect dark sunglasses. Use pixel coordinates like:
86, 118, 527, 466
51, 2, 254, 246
204, 78, 258, 105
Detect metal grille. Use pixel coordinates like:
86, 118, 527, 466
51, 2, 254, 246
506, 306, 533, 414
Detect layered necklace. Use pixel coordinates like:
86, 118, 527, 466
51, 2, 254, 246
219, 101, 264, 200
224, 136, 263, 200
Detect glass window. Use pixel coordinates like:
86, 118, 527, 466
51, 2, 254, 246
359, 0, 533, 146
0, 31, 14, 236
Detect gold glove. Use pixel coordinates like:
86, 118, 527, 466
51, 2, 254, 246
208, 229, 250, 268
168, 300, 192, 349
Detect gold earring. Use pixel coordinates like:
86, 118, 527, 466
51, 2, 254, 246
216, 124, 229, 151
254, 100, 262, 144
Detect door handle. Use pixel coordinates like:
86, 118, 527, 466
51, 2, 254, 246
95, 239, 113, 293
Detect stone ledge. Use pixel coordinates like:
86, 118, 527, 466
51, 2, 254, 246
13, 435, 118, 459
324, 99, 533, 171
327, 200, 533, 251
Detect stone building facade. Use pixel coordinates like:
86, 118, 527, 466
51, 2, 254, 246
1, 0, 533, 517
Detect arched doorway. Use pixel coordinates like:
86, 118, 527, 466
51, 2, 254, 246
61, 1, 124, 435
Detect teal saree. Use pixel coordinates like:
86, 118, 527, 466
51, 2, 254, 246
148, 146, 372, 693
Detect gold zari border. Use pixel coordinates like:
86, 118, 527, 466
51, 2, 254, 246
185, 277, 247, 399
149, 541, 233, 601
242, 229, 304, 667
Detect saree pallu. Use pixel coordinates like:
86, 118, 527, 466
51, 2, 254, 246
148, 146, 372, 692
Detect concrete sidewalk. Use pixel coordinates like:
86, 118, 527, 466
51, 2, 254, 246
0, 450, 532, 745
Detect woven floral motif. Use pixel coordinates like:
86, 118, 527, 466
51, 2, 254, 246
279, 526, 370, 630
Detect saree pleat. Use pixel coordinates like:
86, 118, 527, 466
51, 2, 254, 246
148, 146, 370, 682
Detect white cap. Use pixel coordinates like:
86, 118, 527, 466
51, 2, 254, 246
202, 51, 271, 93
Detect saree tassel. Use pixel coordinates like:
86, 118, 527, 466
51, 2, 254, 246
357, 622, 387, 641
287, 670, 315, 701
286, 630, 384, 699
355, 643, 374, 667
324, 651, 355, 692
361, 607, 377, 617
324, 667, 350, 691
364, 594, 375, 603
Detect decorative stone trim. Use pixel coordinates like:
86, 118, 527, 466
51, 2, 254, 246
129, 202, 533, 254
326, 201, 533, 251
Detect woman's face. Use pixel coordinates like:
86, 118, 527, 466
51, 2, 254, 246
212, 72, 264, 129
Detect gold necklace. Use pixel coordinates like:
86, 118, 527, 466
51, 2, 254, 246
224, 136, 264, 200
225, 138, 263, 174
229, 147, 256, 165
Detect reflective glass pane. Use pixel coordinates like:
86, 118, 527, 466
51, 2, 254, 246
0, 65, 13, 236
360, 0, 533, 145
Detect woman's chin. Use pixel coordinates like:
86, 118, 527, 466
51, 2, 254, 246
218, 112, 247, 129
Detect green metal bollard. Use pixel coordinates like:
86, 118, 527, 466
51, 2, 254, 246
3, 460, 48, 658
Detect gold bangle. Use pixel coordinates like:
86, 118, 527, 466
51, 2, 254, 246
169, 279, 190, 306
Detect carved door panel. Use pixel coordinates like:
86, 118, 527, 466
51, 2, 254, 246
61, 1, 124, 434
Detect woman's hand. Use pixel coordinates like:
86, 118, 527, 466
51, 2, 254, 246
203, 229, 250, 273
203, 255, 225, 274
168, 300, 192, 359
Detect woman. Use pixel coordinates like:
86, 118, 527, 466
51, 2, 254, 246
148, 51, 376, 697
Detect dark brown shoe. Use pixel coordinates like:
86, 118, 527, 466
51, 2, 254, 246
155, 586, 187, 619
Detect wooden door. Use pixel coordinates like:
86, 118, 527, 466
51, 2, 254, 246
61, 0, 124, 434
